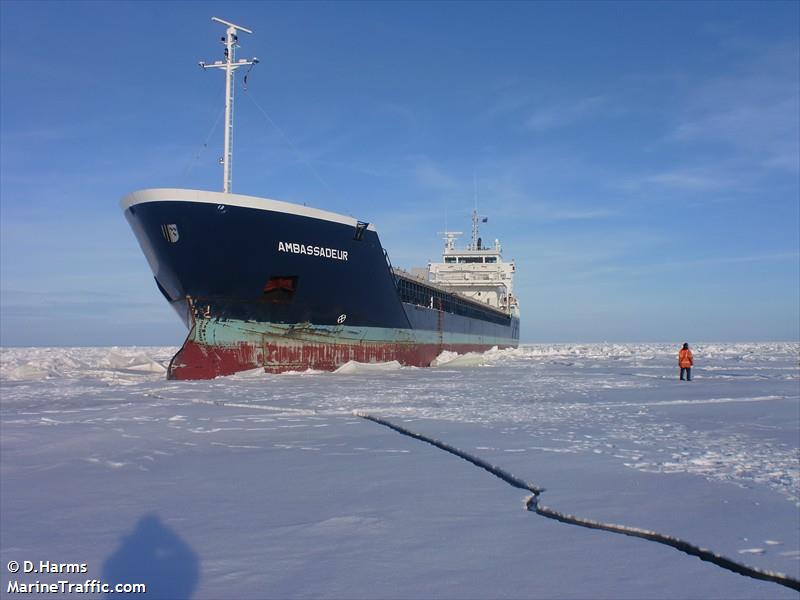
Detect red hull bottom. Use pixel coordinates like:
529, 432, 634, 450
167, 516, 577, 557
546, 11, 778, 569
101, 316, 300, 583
167, 339, 510, 380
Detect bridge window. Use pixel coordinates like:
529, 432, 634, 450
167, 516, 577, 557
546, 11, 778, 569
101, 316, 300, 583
445, 257, 456, 263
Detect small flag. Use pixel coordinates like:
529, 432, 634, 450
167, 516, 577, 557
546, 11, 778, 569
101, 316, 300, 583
481, 217, 488, 223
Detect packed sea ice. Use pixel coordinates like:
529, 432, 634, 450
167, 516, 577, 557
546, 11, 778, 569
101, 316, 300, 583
1, 343, 798, 598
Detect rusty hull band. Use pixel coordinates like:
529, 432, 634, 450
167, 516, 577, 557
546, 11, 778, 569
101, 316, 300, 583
168, 316, 516, 379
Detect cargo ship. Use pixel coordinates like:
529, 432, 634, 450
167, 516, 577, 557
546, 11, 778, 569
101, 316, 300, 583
121, 18, 520, 380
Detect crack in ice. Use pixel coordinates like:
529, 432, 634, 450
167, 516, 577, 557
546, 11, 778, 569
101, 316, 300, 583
356, 411, 800, 592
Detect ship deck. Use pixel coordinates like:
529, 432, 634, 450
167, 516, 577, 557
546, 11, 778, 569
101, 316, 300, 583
392, 268, 511, 319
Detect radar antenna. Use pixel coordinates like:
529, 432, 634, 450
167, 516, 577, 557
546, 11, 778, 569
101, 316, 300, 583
199, 17, 259, 193
437, 231, 463, 252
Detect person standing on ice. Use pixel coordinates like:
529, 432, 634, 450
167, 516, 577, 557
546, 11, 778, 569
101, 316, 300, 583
678, 343, 694, 381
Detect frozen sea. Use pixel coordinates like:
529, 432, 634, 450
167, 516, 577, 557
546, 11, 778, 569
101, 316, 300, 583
1, 343, 798, 599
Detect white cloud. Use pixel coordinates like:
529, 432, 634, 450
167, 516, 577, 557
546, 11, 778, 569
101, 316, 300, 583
641, 168, 730, 192
667, 44, 799, 173
615, 252, 800, 279
545, 208, 616, 221
525, 96, 607, 131
504, 203, 617, 222
410, 157, 461, 192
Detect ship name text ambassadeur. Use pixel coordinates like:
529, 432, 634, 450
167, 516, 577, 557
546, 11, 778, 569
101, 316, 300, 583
277, 241, 349, 261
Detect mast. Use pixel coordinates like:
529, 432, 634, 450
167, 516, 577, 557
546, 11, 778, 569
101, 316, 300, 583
470, 175, 486, 250
470, 210, 479, 250
471, 175, 478, 250
199, 17, 259, 194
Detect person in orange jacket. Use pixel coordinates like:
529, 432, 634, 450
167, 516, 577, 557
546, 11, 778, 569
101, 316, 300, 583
678, 343, 694, 381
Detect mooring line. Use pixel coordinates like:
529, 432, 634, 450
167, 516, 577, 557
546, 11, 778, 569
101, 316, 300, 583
355, 411, 800, 592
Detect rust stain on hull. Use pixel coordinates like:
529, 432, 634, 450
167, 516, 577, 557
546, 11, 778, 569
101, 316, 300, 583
168, 337, 510, 380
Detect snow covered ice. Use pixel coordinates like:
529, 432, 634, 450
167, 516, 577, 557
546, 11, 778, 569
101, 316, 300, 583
1, 343, 798, 598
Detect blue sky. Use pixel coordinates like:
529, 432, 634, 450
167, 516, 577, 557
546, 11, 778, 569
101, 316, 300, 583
1, 0, 798, 345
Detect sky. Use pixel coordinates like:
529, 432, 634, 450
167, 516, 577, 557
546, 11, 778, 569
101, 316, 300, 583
1, 0, 798, 346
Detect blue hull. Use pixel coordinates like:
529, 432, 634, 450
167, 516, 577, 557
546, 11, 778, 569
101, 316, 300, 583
123, 188, 519, 378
